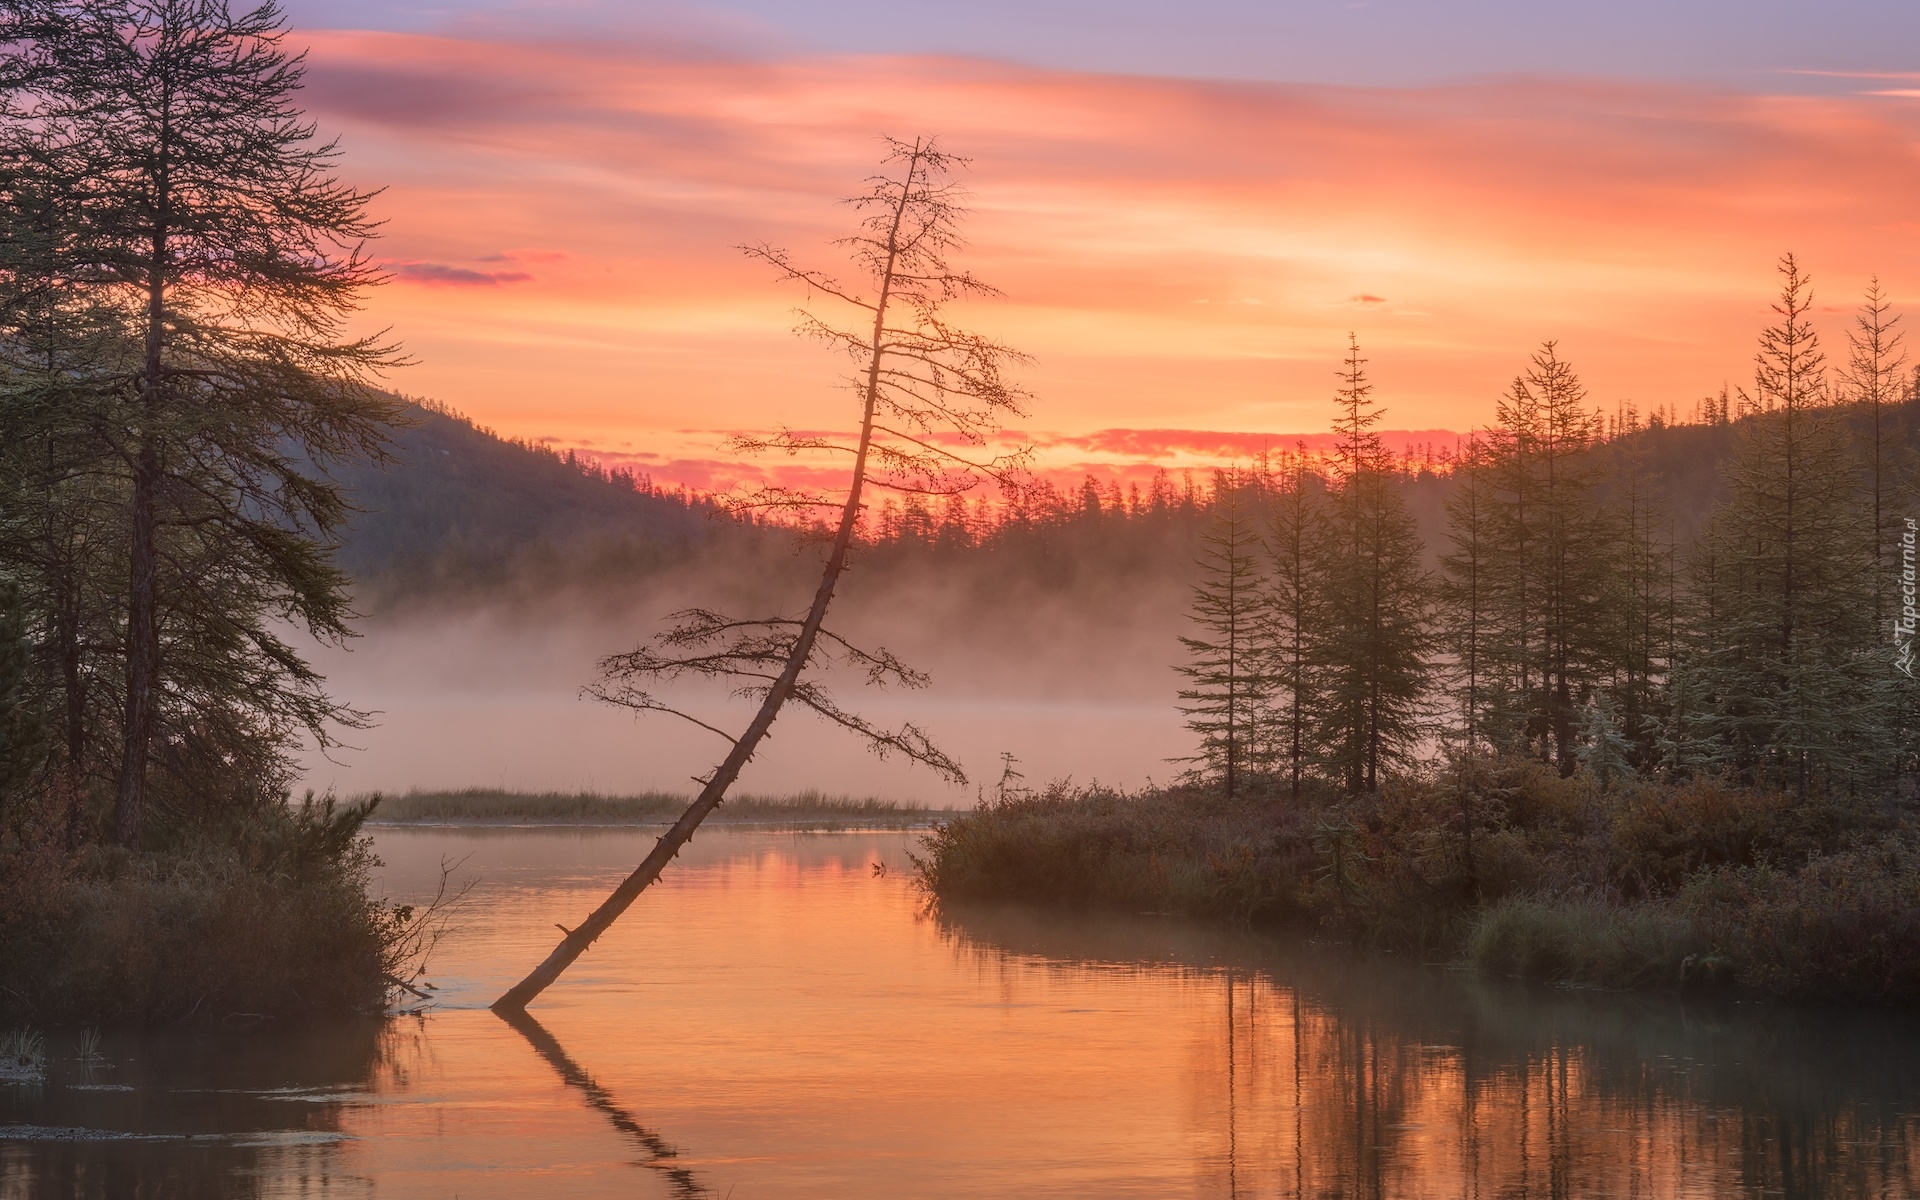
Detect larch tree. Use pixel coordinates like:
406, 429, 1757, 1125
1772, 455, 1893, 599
1484, 343, 1613, 775
0, 75, 130, 824
1177, 469, 1271, 799
1848, 278, 1908, 618
1608, 442, 1673, 768
1315, 335, 1430, 795
1265, 447, 1323, 801
1483, 369, 1541, 756
1845, 277, 1914, 773
1438, 435, 1497, 754
1, 0, 400, 845
495, 137, 1032, 1012
1697, 254, 1882, 796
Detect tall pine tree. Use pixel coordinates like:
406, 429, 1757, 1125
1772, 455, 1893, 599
1439, 436, 1498, 753
1177, 471, 1272, 798
1265, 447, 1323, 800
2, 0, 403, 844
1694, 255, 1883, 796
1483, 343, 1614, 774
1315, 336, 1430, 795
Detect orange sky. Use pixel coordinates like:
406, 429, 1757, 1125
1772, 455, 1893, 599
300, 30, 1920, 491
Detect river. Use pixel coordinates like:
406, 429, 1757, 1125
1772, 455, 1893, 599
6, 826, 1920, 1197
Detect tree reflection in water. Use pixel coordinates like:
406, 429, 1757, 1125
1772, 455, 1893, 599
497, 1008, 708, 1197
942, 901, 1920, 1198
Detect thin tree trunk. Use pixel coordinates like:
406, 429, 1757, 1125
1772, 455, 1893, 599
58, 566, 85, 850
114, 421, 158, 847
493, 157, 918, 1013
114, 95, 171, 849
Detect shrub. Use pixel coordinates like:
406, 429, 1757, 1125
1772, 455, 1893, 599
0, 795, 426, 1026
1465, 894, 1703, 989
1685, 842, 1920, 1003
916, 760, 1920, 1004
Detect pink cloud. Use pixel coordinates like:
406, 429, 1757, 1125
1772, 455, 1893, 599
390, 261, 534, 287
298, 29, 1920, 461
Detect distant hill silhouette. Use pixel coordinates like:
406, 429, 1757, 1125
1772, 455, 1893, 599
330, 397, 1920, 595
330, 402, 722, 586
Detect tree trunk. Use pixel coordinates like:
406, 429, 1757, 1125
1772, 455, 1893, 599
113, 439, 157, 848
493, 150, 918, 1013
114, 95, 171, 848
492, 403, 875, 1014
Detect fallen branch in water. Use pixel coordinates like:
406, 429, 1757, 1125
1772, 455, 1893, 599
384, 974, 431, 1001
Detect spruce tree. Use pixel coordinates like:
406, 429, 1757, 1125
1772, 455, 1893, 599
1844, 280, 1920, 771
1315, 336, 1430, 794
1177, 471, 1272, 798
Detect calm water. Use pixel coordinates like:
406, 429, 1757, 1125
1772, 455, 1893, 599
8, 827, 1920, 1197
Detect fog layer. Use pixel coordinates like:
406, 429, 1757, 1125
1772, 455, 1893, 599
301, 540, 1198, 802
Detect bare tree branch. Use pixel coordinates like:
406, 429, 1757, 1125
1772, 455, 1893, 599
495, 135, 1033, 1012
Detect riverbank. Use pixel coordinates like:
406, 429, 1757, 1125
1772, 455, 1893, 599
0, 797, 430, 1027
914, 764, 1920, 1004
21, 824, 1920, 1197
365, 788, 958, 829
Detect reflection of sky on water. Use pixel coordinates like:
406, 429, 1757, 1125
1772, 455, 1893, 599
9, 828, 1920, 1196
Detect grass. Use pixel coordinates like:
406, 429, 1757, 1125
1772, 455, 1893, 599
915, 764, 1920, 1005
0, 1027, 45, 1083
366, 787, 959, 828
0, 1027, 44, 1067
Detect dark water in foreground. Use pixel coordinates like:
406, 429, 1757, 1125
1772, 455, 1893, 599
7, 827, 1920, 1197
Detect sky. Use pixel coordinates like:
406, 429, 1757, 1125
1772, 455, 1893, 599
280, 0, 1920, 491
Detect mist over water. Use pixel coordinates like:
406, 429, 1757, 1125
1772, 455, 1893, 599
300, 548, 1198, 800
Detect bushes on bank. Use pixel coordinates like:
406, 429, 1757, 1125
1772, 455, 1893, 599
1464, 895, 1703, 989
916, 784, 1317, 920
0, 796, 424, 1026
917, 762, 1920, 1003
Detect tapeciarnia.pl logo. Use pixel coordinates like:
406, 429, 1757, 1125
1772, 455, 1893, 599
1899, 517, 1917, 679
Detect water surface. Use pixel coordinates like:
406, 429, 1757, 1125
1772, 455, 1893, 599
7, 827, 1920, 1197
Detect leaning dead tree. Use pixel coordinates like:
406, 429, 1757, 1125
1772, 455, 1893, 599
492, 137, 1031, 1012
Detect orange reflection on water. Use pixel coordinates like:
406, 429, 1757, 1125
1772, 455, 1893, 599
347, 829, 1920, 1197
9, 828, 1920, 1197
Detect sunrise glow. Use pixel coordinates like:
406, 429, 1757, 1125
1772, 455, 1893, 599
294, 29, 1920, 492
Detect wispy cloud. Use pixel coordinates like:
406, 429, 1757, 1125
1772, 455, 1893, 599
1779, 69, 1920, 81
304, 30, 1920, 463
390, 261, 535, 286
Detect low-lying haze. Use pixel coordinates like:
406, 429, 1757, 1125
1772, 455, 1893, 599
302, 544, 1198, 802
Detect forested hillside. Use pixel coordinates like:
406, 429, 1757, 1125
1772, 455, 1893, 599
334, 393, 1761, 599
331, 402, 722, 585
